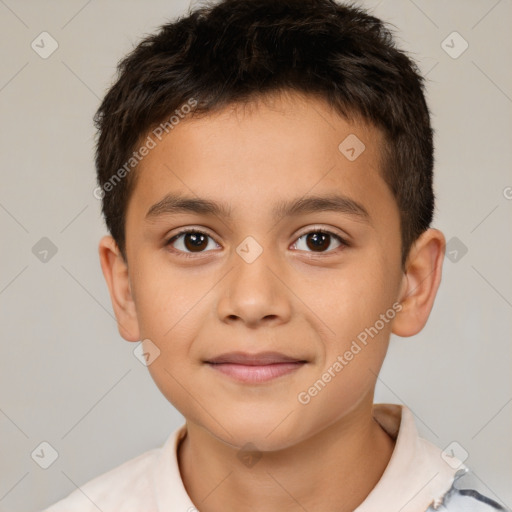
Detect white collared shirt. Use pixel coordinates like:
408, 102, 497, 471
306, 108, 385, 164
43, 404, 508, 511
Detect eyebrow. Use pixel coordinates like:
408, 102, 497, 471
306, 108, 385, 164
145, 193, 370, 223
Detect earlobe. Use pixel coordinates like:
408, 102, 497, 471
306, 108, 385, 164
392, 229, 446, 337
98, 235, 140, 342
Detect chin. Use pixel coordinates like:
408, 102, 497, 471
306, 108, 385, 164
204, 412, 311, 452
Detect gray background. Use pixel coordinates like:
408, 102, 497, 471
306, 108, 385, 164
0, 0, 511, 510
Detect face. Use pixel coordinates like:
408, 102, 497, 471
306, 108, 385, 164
122, 92, 405, 450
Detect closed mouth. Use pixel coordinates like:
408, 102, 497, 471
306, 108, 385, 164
204, 352, 307, 383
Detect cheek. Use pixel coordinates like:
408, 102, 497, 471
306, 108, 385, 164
131, 260, 200, 339
304, 253, 399, 393
316, 264, 397, 340
130, 263, 211, 366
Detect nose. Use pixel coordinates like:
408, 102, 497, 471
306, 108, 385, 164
217, 248, 293, 328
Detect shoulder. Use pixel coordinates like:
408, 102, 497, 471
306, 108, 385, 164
43, 445, 162, 511
429, 469, 510, 512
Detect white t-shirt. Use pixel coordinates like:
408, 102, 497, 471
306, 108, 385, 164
43, 404, 507, 511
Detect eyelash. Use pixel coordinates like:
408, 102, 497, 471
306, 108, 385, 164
165, 227, 348, 259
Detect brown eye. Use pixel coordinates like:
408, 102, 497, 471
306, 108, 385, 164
183, 232, 208, 252
167, 230, 219, 254
305, 232, 330, 251
293, 230, 345, 253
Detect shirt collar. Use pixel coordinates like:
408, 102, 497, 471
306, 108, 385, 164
356, 403, 460, 511
155, 404, 460, 511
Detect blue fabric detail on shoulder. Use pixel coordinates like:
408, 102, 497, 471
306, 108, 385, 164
426, 469, 510, 511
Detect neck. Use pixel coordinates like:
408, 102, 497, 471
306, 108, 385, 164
178, 401, 395, 512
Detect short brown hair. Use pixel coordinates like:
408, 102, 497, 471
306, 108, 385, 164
94, 0, 434, 265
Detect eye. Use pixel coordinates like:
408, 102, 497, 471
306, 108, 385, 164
291, 229, 347, 253
166, 227, 347, 257
166, 229, 220, 256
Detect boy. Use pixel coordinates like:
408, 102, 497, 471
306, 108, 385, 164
45, 0, 509, 510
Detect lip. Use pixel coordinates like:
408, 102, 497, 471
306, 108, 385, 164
205, 351, 307, 383
206, 351, 306, 365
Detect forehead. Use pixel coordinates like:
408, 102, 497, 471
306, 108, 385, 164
126, 91, 395, 229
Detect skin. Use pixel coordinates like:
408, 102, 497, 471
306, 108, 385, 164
99, 90, 445, 512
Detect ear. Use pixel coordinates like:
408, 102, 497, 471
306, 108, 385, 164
98, 235, 140, 342
392, 228, 445, 337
